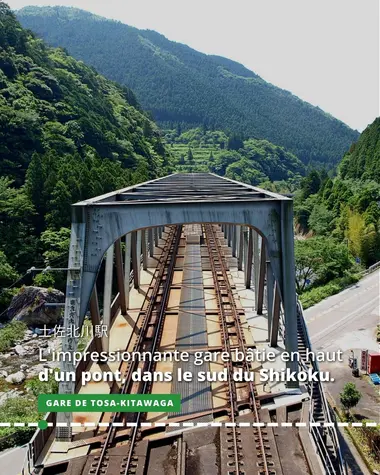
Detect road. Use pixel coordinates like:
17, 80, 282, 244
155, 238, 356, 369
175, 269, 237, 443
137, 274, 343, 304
0, 445, 28, 475
305, 270, 380, 475
304, 269, 379, 353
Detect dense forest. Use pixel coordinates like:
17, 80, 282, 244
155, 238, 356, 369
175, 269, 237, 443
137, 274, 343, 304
17, 6, 359, 168
0, 3, 173, 308
292, 118, 380, 306
165, 127, 304, 185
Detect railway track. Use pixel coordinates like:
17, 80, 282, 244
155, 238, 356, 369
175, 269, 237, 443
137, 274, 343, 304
204, 224, 274, 475
87, 225, 182, 475
39, 224, 287, 475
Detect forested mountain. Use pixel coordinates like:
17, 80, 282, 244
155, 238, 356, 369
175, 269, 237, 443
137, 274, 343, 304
339, 117, 380, 181
295, 118, 380, 271
0, 3, 172, 305
165, 127, 304, 185
17, 6, 359, 168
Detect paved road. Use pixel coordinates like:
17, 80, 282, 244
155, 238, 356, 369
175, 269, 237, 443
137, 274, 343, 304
305, 270, 379, 475
304, 269, 379, 353
0, 445, 28, 475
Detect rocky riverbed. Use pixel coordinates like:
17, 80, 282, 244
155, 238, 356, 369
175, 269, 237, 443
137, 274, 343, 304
0, 328, 60, 405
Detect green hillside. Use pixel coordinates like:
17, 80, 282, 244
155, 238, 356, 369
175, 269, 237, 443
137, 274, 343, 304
17, 5, 359, 168
339, 117, 380, 181
0, 3, 172, 301
165, 127, 305, 184
295, 118, 380, 270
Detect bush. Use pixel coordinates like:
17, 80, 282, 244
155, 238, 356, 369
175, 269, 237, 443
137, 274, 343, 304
0, 320, 27, 352
300, 274, 360, 309
25, 372, 59, 397
0, 397, 40, 450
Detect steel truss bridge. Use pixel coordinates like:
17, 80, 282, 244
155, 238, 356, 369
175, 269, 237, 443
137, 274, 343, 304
22, 174, 346, 475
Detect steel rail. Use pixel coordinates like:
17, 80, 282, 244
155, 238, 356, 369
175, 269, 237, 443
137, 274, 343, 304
204, 224, 240, 474
204, 224, 270, 475
122, 225, 182, 475
89, 225, 181, 475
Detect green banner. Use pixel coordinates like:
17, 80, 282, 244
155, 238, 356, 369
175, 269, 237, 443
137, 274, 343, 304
38, 394, 181, 412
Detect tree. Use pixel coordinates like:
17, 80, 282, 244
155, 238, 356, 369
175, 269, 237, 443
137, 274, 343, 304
0, 250, 19, 309
340, 382, 361, 415
347, 211, 365, 260
294, 237, 354, 292
227, 134, 244, 151
187, 148, 194, 165
301, 170, 321, 199
225, 158, 266, 185
308, 204, 335, 235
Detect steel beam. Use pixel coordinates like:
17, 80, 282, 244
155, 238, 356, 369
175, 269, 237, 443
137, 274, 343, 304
148, 228, 154, 257
270, 282, 281, 347
56, 219, 85, 440
232, 225, 237, 257
257, 239, 266, 314
141, 229, 148, 270
115, 239, 127, 315
103, 244, 114, 353
124, 233, 131, 309
89, 287, 103, 353
131, 231, 139, 289
238, 226, 243, 271
281, 201, 299, 387
73, 187, 286, 338
245, 228, 253, 289
266, 260, 274, 341
253, 231, 260, 307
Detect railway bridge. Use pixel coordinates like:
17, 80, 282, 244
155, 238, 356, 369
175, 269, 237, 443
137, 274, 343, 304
25, 173, 345, 475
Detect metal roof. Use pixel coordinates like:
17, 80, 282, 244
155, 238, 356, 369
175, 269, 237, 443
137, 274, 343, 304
75, 173, 289, 206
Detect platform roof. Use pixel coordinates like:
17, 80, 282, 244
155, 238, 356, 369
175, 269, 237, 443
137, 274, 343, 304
75, 173, 290, 207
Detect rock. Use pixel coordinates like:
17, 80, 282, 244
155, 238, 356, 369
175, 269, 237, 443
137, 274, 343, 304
7, 286, 64, 326
0, 389, 23, 405
5, 371, 26, 384
0, 370, 8, 378
14, 344, 27, 356
20, 364, 28, 371
26, 364, 45, 378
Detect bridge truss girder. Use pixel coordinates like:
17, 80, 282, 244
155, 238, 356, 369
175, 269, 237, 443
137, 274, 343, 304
56, 173, 298, 439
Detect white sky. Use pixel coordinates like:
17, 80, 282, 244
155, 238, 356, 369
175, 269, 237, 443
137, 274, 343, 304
8, 0, 380, 131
